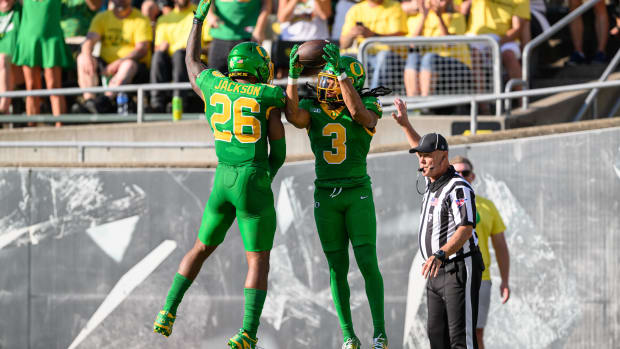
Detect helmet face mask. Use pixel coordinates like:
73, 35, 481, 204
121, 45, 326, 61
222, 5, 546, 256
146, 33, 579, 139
317, 71, 343, 103
228, 42, 273, 84
316, 56, 366, 103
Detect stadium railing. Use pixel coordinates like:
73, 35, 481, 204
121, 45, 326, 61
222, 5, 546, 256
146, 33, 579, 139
380, 79, 620, 134
0, 77, 317, 124
573, 48, 620, 121
358, 35, 502, 116
520, 0, 604, 109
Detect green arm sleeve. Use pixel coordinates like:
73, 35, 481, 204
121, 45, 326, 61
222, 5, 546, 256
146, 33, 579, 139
268, 137, 286, 180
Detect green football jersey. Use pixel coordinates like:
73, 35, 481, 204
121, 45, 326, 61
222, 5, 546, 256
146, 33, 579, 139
301, 96, 383, 188
196, 68, 286, 167
211, 0, 262, 40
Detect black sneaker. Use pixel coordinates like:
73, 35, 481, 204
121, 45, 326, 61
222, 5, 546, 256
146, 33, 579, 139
566, 51, 586, 66
71, 99, 98, 114
591, 51, 607, 64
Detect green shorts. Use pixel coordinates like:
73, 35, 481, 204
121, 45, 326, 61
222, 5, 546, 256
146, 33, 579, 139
198, 164, 276, 251
313, 184, 377, 252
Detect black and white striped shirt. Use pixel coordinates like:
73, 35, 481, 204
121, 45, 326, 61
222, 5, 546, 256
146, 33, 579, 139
418, 166, 478, 261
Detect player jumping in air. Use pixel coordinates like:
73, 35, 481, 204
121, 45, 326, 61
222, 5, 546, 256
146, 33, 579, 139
153, 0, 287, 348
283, 42, 391, 349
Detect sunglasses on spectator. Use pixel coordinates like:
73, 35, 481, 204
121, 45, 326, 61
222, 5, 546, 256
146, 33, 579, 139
458, 170, 472, 177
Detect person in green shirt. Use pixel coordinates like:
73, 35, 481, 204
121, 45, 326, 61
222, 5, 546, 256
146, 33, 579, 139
205, 0, 271, 74
0, 0, 20, 114
283, 42, 391, 349
14, 0, 74, 121
153, 1, 287, 349
60, 0, 102, 39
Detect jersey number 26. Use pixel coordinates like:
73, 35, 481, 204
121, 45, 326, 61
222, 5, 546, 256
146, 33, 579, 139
210, 93, 261, 143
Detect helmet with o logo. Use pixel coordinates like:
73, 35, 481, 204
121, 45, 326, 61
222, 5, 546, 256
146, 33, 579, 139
317, 56, 366, 103
228, 42, 274, 84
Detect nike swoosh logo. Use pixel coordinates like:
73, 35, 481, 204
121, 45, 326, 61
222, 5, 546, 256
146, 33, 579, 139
360, 196, 368, 200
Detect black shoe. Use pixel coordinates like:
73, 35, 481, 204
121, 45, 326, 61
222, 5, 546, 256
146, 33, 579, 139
591, 51, 607, 64
93, 95, 115, 114
566, 51, 586, 66
71, 99, 98, 114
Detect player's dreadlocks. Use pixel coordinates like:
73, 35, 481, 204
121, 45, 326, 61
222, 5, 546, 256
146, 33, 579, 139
359, 86, 393, 98
303, 83, 392, 108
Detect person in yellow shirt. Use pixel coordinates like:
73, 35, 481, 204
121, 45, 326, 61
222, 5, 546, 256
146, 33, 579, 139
451, 156, 510, 349
149, 0, 211, 112
463, 0, 529, 112
402, 0, 472, 97
74, 0, 152, 113
339, 0, 407, 89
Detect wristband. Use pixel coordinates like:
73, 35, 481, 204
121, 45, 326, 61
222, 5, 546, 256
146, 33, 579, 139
337, 72, 348, 81
288, 77, 298, 85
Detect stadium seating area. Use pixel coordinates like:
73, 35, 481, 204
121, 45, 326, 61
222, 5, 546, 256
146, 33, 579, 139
0, 0, 618, 124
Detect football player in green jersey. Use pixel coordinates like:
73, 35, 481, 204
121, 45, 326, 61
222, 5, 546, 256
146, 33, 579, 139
153, 1, 286, 348
283, 43, 391, 349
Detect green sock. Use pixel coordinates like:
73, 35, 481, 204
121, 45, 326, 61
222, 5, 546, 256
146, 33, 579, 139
325, 249, 356, 341
242, 288, 267, 339
163, 273, 193, 316
353, 244, 386, 338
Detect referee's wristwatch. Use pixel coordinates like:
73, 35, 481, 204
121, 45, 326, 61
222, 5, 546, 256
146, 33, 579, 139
433, 249, 446, 264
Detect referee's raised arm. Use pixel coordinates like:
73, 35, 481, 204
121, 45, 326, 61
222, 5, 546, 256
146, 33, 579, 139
391, 98, 421, 148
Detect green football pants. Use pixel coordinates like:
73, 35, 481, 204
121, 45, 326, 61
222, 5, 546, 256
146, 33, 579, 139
198, 164, 276, 251
313, 184, 377, 251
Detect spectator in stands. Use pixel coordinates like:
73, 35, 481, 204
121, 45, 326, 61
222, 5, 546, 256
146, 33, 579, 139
206, 0, 271, 74
611, 1, 620, 37
60, 0, 103, 41
274, 0, 331, 78
74, 0, 152, 113
14, 0, 73, 120
331, 0, 355, 42
567, 0, 608, 65
528, 0, 548, 41
278, 0, 331, 40
141, 0, 173, 23
403, 0, 472, 97
0, 0, 20, 114
465, 0, 529, 111
340, 0, 408, 89
149, 0, 210, 112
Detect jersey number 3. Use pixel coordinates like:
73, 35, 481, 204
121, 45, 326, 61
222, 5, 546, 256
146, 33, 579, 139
322, 123, 346, 164
210, 93, 261, 143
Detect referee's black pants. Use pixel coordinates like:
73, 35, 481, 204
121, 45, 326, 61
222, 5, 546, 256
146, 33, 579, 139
427, 254, 483, 349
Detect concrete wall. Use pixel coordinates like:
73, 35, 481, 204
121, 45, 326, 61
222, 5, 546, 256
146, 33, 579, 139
0, 127, 619, 349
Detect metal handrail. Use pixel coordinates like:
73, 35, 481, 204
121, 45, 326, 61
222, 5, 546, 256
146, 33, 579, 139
0, 141, 214, 162
573, 48, 620, 121
357, 35, 503, 116
503, 78, 527, 117
521, 0, 602, 109
381, 79, 620, 134
0, 77, 316, 123
0, 113, 205, 123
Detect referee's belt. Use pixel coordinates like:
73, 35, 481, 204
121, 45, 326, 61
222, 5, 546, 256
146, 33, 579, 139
441, 246, 480, 267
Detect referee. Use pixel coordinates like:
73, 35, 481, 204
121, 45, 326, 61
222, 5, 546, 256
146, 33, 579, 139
392, 98, 483, 349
